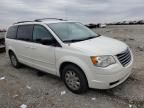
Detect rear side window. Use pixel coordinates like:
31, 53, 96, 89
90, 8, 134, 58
17, 25, 33, 41
7, 26, 18, 39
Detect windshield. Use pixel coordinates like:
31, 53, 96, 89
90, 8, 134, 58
47, 22, 99, 42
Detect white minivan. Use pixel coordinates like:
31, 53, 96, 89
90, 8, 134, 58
5, 18, 133, 94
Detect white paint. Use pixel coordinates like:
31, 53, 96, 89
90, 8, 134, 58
61, 91, 66, 95
26, 85, 31, 89
0, 77, 5, 80
91, 97, 96, 101
129, 104, 132, 108
20, 104, 27, 108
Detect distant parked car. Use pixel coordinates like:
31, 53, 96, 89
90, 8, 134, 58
5, 18, 133, 94
85, 23, 97, 29
0, 33, 5, 52
99, 24, 106, 28
0, 29, 6, 32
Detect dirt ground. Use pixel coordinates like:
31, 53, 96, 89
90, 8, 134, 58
0, 25, 144, 108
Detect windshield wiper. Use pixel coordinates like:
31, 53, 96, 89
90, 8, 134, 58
82, 36, 97, 40
83, 34, 101, 40
63, 39, 84, 43
63, 36, 99, 43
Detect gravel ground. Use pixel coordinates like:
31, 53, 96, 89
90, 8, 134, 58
0, 25, 144, 108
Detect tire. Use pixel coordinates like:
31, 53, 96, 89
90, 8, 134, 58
62, 64, 88, 94
9, 51, 21, 68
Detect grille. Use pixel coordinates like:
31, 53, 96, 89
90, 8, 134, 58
116, 49, 131, 67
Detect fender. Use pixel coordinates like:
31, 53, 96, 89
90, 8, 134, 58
5, 42, 16, 56
56, 56, 91, 79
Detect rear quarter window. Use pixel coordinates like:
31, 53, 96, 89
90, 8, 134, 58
6, 26, 18, 39
17, 25, 33, 41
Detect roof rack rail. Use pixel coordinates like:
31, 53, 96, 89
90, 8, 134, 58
13, 18, 66, 24
34, 18, 66, 22
13, 21, 34, 24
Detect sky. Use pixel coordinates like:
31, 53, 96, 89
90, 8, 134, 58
0, 0, 144, 28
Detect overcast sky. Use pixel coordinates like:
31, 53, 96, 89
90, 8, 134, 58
0, 0, 144, 28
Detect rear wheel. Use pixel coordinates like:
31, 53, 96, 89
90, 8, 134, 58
62, 64, 88, 94
9, 51, 21, 68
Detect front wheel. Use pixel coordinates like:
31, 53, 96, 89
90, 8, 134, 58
62, 64, 88, 94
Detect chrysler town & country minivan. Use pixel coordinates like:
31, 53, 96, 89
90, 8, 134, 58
5, 18, 133, 94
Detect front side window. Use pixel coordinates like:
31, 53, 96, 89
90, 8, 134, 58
33, 25, 53, 42
48, 22, 98, 42
17, 25, 33, 41
7, 26, 18, 39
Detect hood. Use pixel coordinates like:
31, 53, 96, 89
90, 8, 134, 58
69, 36, 128, 56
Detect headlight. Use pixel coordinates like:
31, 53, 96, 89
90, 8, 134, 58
90, 56, 116, 67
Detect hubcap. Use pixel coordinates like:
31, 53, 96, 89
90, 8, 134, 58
11, 55, 17, 66
65, 70, 80, 90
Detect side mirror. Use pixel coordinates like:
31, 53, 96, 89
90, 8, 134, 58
41, 37, 57, 46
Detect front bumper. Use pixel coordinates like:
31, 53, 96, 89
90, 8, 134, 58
88, 55, 133, 89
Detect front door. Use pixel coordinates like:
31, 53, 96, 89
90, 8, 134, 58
30, 25, 56, 75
